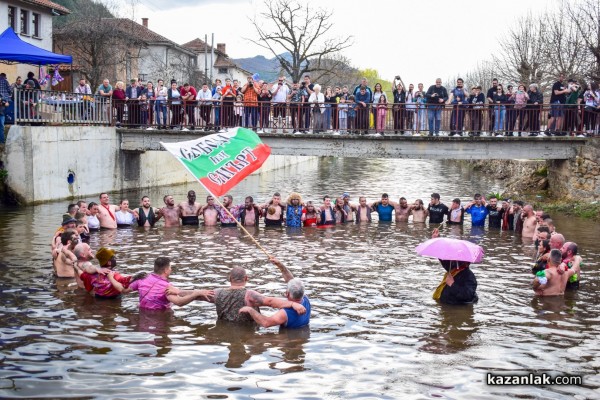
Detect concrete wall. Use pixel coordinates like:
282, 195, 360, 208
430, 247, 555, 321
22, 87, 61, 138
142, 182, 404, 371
3, 126, 315, 204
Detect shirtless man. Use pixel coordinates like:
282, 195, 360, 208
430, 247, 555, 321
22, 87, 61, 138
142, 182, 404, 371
521, 204, 537, 238
261, 192, 285, 227
411, 199, 428, 223
53, 229, 79, 278
532, 249, 581, 296
342, 193, 357, 222
97, 192, 118, 229
561, 242, 582, 290
394, 197, 412, 222
179, 190, 201, 226
239, 196, 261, 227
137, 196, 157, 227
202, 195, 219, 226
156, 194, 180, 227
355, 196, 372, 223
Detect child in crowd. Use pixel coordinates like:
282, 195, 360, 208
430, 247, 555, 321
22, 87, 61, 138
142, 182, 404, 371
376, 94, 388, 134
338, 97, 348, 134
234, 95, 244, 127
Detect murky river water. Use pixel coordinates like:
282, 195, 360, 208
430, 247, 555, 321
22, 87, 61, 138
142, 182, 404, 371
0, 158, 599, 399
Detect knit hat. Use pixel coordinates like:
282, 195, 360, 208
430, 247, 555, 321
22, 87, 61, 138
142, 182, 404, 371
96, 247, 115, 267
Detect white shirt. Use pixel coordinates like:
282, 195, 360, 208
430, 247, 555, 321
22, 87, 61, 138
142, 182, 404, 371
87, 214, 100, 229
271, 84, 290, 103
196, 89, 213, 102
308, 92, 325, 113
115, 210, 135, 226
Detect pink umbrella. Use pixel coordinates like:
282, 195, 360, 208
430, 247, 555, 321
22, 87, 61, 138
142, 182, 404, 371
415, 237, 484, 264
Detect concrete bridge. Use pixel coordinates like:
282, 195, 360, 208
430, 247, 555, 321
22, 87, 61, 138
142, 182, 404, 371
118, 129, 588, 160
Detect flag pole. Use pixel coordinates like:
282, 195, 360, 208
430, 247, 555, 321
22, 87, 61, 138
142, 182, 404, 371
210, 194, 273, 259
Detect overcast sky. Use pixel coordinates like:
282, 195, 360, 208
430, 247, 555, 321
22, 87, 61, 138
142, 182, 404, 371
133, 0, 558, 86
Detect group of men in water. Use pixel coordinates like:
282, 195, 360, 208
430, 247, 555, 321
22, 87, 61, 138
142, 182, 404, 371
50, 189, 582, 320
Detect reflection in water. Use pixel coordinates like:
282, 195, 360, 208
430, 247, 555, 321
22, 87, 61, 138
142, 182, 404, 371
419, 304, 478, 354
0, 158, 599, 398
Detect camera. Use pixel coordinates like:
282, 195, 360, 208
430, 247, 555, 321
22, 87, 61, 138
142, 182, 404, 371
395, 75, 401, 80
301, 82, 306, 87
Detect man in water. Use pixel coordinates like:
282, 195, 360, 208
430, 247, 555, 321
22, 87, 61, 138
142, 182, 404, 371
179, 190, 201, 226
156, 195, 180, 227
342, 193, 357, 222
97, 193, 118, 229
240, 257, 310, 329
521, 204, 538, 238
411, 199, 428, 223
465, 194, 488, 227
74, 247, 132, 298
87, 202, 101, 231
561, 242, 582, 290
201, 195, 219, 226
77, 200, 88, 215
285, 192, 304, 227
533, 249, 580, 296
261, 192, 285, 227
211, 257, 306, 324
318, 195, 335, 226
53, 229, 79, 278
210, 194, 242, 228
109, 256, 213, 309
137, 196, 157, 227
427, 193, 449, 224
371, 193, 395, 222
355, 196, 372, 223
431, 229, 477, 304
447, 198, 464, 225
239, 196, 261, 227
394, 197, 412, 222
486, 196, 502, 229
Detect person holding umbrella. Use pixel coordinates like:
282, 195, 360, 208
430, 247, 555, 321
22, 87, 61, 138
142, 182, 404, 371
416, 229, 479, 305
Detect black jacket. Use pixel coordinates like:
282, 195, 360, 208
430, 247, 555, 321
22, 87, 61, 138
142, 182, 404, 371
439, 260, 478, 305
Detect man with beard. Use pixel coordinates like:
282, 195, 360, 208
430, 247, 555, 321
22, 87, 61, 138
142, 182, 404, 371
354, 196, 373, 223
156, 194, 180, 227
97, 192, 118, 229
561, 242, 582, 290
533, 249, 580, 296
393, 197, 412, 222
208, 194, 242, 228
179, 190, 201, 226
53, 229, 79, 278
448, 78, 469, 136
73, 246, 133, 299
239, 196, 261, 227
137, 196, 157, 227
465, 194, 488, 227
486, 196, 502, 229
427, 193, 449, 224
371, 193, 395, 222
411, 199, 428, 223
285, 192, 304, 227
521, 204, 538, 238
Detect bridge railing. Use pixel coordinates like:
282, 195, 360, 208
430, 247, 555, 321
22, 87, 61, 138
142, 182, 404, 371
9, 91, 599, 137
13, 89, 112, 125
115, 100, 598, 137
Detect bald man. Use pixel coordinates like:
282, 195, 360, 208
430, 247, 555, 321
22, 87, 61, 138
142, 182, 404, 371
533, 249, 580, 296
521, 205, 537, 238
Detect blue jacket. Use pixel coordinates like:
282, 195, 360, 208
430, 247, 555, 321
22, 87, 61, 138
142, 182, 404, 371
466, 205, 489, 226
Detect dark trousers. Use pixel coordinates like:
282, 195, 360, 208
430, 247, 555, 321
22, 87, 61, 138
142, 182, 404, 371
185, 102, 196, 127
303, 105, 311, 131
199, 105, 211, 127
470, 109, 483, 134
450, 105, 465, 133
222, 100, 234, 127
357, 106, 369, 132
393, 106, 404, 132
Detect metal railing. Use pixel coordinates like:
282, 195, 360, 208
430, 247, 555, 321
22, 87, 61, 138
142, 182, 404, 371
11, 89, 600, 137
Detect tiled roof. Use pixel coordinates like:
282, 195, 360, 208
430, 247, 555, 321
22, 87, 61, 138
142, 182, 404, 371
213, 55, 237, 68
21, 0, 71, 15
182, 38, 224, 56
100, 19, 196, 56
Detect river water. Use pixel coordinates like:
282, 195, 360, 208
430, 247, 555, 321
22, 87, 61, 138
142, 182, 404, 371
0, 158, 599, 399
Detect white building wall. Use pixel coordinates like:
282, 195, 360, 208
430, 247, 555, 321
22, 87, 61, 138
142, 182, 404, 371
195, 53, 248, 84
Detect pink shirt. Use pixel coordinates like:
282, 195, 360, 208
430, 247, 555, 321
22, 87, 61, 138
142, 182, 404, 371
129, 273, 171, 310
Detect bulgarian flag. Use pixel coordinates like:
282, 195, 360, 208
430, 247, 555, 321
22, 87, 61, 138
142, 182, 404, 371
161, 128, 271, 196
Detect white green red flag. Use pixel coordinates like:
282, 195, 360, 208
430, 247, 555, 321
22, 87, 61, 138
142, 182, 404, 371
161, 127, 271, 196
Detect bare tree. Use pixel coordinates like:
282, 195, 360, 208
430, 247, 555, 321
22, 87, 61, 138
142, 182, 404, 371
492, 13, 549, 89
248, 0, 353, 83
567, 0, 600, 82
310, 55, 360, 87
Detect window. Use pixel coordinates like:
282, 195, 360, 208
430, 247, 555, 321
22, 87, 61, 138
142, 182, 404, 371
32, 13, 40, 37
218, 68, 228, 74
20, 9, 29, 35
8, 6, 16, 30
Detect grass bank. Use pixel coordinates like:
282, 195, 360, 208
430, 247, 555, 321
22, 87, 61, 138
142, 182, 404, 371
533, 201, 600, 220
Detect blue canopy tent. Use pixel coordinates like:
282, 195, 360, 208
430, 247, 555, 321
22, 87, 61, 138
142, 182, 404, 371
0, 27, 72, 65
0, 27, 72, 124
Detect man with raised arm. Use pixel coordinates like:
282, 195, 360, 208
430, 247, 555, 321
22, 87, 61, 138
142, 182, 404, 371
109, 256, 213, 309
155, 194, 180, 227
240, 257, 310, 329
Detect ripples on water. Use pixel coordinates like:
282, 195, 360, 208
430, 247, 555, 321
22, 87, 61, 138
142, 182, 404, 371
0, 158, 599, 399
